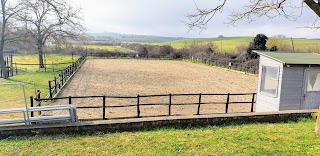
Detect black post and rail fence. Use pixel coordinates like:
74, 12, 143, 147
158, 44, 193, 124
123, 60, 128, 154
34, 93, 256, 120
31, 54, 87, 117
46, 54, 86, 99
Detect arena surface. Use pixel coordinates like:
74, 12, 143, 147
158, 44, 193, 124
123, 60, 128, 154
54, 59, 258, 119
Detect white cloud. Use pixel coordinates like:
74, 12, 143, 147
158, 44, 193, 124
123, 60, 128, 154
78, 0, 320, 38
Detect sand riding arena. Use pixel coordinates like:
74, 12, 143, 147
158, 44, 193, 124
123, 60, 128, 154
50, 59, 258, 120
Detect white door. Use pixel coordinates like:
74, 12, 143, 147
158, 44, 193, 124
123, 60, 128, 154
303, 69, 320, 109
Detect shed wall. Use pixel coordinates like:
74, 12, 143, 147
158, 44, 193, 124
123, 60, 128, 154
279, 67, 305, 110
256, 56, 283, 112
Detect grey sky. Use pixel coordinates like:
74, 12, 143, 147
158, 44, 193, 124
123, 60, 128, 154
78, 0, 320, 38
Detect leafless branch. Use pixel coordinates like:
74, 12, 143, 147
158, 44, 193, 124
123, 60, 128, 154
185, 0, 227, 30
186, 0, 320, 30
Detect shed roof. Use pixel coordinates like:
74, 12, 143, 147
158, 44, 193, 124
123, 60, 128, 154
254, 51, 320, 65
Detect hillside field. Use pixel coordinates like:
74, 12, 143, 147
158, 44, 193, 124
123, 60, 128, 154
83, 45, 131, 53
136, 37, 320, 53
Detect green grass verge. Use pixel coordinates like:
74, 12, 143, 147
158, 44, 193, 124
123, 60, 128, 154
0, 118, 319, 155
83, 45, 131, 53
0, 55, 78, 117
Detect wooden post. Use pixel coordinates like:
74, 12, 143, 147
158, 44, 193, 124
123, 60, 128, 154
103, 96, 106, 120
226, 93, 230, 113
30, 96, 34, 117
48, 81, 52, 98
54, 77, 57, 93
9, 54, 13, 76
61, 72, 64, 86
58, 74, 61, 89
15, 63, 17, 75
169, 94, 172, 116
137, 95, 140, 118
37, 90, 41, 99
68, 96, 72, 104
251, 93, 256, 112
197, 94, 202, 115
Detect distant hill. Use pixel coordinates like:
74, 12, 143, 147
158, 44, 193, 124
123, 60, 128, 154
88, 32, 185, 42
144, 37, 320, 53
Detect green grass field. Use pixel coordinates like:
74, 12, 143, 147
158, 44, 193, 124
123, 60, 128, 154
139, 37, 320, 53
0, 118, 319, 155
0, 55, 78, 117
83, 45, 131, 53
13, 54, 78, 71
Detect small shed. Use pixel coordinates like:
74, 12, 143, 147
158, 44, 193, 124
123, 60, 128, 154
255, 51, 320, 112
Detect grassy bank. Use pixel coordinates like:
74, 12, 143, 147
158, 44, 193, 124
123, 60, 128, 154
0, 55, 77, 113
0, 118, 319, 155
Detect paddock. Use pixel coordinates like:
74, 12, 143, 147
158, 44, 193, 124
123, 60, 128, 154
51, 59, 258, 119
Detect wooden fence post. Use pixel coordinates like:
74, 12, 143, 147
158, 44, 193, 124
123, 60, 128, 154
197, 93, 202, 115
137, 95, 140, 118
226, 93, 230, 113
251, 93, 256, 112
14, 63, 17, 75
54, 77, 57, 93
103, 96, 106, 120
30, 96, 34, 117
68, 96, 72, 104
58, 75, 61, 89
61, 72, 64, 86
168, 94, 172, 116
48, 81, 52, 98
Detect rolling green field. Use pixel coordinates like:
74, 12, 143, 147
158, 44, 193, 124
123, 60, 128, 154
83, 45, 131, 53
147, 37, 252, 52
0, 118, 319, 155
140, 37, 320, 53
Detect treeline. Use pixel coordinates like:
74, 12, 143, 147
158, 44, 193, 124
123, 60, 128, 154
83, 34, 276, 73
56, 34, 305, 74
122, 42, 216, 59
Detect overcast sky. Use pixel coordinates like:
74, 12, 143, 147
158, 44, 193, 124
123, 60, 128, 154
77, 0, 320, 38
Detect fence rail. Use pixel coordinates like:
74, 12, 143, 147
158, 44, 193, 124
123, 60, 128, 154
46, 55, 86, 99
33, 93, 256, 120
86, 52, 259, 74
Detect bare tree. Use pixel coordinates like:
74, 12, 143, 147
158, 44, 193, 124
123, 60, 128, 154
0, 0, 22, 79
187, 0, 320, 30
18, 0, 84, 68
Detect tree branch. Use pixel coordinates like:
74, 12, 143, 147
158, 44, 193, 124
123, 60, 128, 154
186, 0, 313, 30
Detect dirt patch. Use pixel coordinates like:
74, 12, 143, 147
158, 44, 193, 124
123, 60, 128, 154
51, 59, 258, 119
